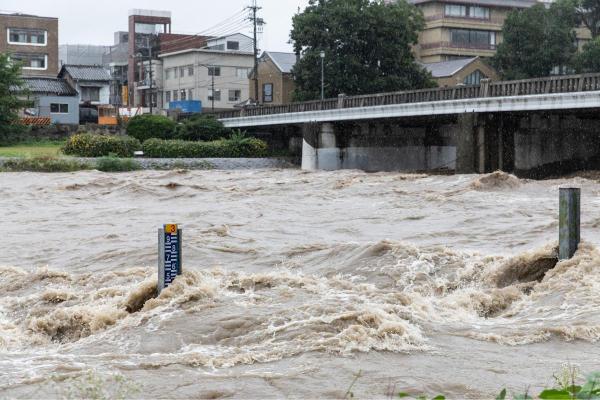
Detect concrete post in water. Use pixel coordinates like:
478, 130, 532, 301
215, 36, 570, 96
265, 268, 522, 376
158, 224, 183, 293
317, 122, 341, 171
559, 188, 580, 260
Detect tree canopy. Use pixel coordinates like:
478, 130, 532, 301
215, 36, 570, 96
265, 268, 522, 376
290, 0, 434, 101
492, 1, 578, 80
0, 53, 27, 143
576, 0, 600, 38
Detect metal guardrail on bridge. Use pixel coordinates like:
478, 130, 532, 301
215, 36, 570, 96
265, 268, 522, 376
216, 73, 600, 120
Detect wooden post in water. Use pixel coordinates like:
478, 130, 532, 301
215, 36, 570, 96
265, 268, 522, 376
559, 188, 580, 260
158, 224, 183, 293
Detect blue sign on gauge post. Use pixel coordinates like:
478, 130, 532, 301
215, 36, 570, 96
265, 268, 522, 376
158, 224, 182, 293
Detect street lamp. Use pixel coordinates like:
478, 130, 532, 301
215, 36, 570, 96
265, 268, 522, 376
320, 51, 325, 101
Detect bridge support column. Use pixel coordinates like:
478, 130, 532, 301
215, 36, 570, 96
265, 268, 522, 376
317, 123, 341, 171
301, 124, 318, 170
456, 113, 477, 174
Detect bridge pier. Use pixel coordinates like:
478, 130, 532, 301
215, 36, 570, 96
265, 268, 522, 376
455, 113, 515, 174
301, 122, 341, 171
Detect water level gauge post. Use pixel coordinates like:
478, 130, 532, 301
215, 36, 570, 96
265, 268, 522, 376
158, 224, 183, 293
559, 188, 580, 260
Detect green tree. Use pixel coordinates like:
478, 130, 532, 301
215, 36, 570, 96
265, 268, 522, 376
290, 0, 434, 101
492, 1, 578, 80
576, 0, 600, 38
0, 52, 27, 143
575, 36, 600, 71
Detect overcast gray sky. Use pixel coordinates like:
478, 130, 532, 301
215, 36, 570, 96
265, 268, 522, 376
0, 0, 310, 52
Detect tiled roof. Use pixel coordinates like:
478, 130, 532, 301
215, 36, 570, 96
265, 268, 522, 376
420, 57, 478, 78
60, 64, 111, 81
16, 77, 78, 96
265, 51, 297, 73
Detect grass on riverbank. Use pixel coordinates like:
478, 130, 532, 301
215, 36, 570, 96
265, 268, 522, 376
0, 156, 143, 173
0, 141, 64, 158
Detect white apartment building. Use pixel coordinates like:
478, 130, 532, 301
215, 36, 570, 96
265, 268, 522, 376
158, 33, 254, 112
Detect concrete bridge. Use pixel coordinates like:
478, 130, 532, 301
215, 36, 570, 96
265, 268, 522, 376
217, 74, 600, 177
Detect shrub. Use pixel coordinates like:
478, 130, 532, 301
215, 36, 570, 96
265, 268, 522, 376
174, 114, 232, 141
126, 115, 176, 142
0, 123, 29, 146
142, 137, 268, 158
62, 134, 141, 157
0, 156, 91, 172
95, 157, 141, 172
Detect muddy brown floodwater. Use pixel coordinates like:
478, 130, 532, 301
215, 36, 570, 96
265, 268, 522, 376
1, 169, 600, 399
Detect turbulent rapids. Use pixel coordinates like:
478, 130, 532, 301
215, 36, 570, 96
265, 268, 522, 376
1, 169, 600, 398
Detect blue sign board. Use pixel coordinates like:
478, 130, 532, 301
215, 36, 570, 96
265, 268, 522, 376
168, 100, 202, 113
158, 224, 182, 292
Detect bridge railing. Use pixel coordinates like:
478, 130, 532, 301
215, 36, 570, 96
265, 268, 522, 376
216, 72, 600, 120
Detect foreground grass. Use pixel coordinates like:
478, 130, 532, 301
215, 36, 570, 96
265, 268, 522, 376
0, 156, 141, 172
0, 141, 64, 158
342, 365, 600, 400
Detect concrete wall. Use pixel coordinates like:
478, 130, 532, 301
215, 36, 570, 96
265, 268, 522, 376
514, 114, 600, 174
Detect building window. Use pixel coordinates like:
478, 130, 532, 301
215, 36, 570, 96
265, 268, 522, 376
165, 69, 171, 80
445, 4, 490, 19
450, 29, 496, 49
208, 66, 221, 76
227, 41, 240, 50
188, 89, 194, 100
7, 28, 47, 45
236, 67, 251, 79
165, 91, 171, 104
50, 103, 69, 113
188, 66, 194, 76
470, 6, 490, 19
173, 68, 178, 78
173, 90, 178, 101
81, 87, 100, 102
464, 70, 486, 85
228, 89, 241, 102
180, 66, 186, 77
208, 89, 221, 101
445, 4, 466, 17
263, 83, 273, 103
180, 89, 187, 101
10, 53, 47, 70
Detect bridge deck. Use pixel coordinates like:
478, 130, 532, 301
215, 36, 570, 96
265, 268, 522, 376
217, 73, 600, 128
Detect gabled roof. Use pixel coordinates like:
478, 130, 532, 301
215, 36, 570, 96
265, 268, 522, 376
263, 51, 296, 74
15, 77, 78, 96
59, 65, 111, 81
420, 57, 478, 78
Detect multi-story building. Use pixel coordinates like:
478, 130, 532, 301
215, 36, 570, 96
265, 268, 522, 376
404, 0, 591, 63
0, 12, 59, 77
408, 0, 537, 63
158, 33, 254, 112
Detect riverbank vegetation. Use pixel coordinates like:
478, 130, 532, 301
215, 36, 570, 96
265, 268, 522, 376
394, 367, 600, 400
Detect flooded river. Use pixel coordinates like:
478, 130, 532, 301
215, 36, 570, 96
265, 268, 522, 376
1, 169, 600, 398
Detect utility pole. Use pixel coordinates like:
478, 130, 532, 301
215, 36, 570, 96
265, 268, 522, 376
211, 71, 215, 113
149, 45, 153, 114
247, 0, 264, 104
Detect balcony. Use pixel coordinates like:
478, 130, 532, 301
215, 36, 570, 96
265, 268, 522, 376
135, 79, 157, 90
420, 41, 497, 51
424, 14, 504, 29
